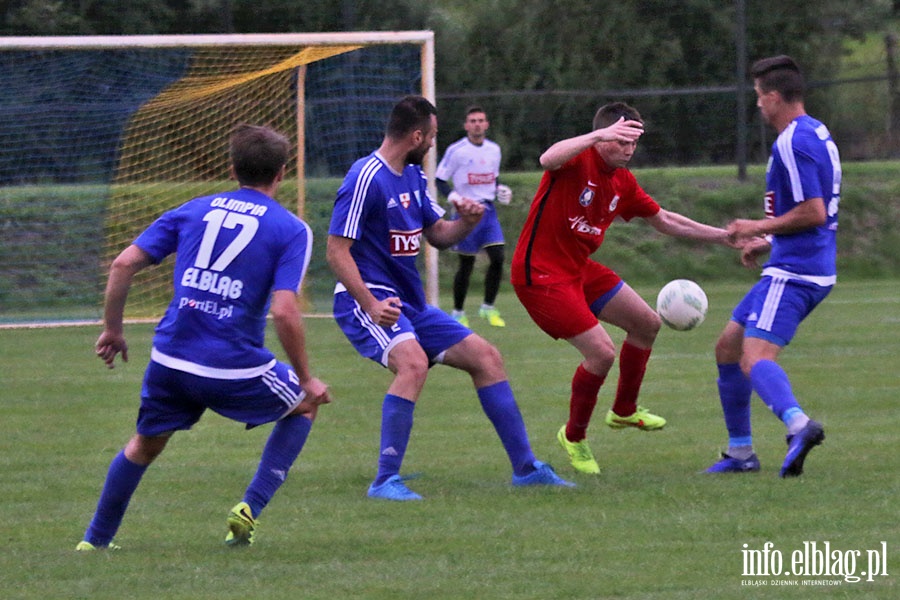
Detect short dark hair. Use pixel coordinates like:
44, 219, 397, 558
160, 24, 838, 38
386, 95, 437, 139
751, 55, 805, 103
230, 124, 290, 187
592, 101, 643, 130
465, 105, 486, 117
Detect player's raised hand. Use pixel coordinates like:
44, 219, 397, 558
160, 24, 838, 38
596, 116, 644, 143
368, 296, 403, 327
96, 330, 128, 369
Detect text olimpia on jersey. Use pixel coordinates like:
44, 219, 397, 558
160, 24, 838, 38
329, 152, 445, 311
135, 187, 312, 373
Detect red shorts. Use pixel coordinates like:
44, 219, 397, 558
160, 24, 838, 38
513, 262, 623, 340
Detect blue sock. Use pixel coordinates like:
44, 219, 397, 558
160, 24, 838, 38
244, 414, 313, 518
477, 381, 537, 476
83, 451, 148, 546
374, 394, 415, 486
717, 363, 753, 449
750, 359, 803, 423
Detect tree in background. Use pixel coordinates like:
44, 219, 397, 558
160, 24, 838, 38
428, 0, 893, 166
1, 0, 895, 164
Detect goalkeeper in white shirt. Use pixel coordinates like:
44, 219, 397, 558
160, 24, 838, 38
436, 106, 513, 327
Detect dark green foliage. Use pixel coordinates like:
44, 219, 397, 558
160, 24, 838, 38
1, 2, 895, 166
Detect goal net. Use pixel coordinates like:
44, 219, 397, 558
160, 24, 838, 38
0, 32, 436, 324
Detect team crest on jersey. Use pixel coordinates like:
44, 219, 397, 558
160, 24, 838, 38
399, 192, 411, 209
579, 187, 595, 206
609, 194, 620, 212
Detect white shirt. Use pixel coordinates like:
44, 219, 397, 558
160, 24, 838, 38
436, 137, 502, 203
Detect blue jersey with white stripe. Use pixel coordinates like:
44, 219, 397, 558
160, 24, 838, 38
764, 115, 841, 282
329, 152, 445, 311
134, 187, 312, 373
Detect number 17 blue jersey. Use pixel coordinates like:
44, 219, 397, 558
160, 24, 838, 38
134, 187, 312, 375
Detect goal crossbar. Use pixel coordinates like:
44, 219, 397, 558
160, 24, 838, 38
0, 31, 435, 50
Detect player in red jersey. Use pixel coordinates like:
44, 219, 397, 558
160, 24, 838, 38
511, 102, 734, 475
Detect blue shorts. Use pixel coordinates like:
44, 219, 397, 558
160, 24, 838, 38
333, 288, 471, 366
452, 203, 504, 255
731, 276, 832, 347
136, 360, 304, 436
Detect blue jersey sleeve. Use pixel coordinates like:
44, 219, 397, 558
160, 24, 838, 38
785, 136, 825, 204
416, 167, 445, 227
329, 156, 374, 241
272, 219, 313, 293
134, 207, 182, 264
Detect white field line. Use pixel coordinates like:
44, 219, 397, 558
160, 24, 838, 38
0, 313, 335, 330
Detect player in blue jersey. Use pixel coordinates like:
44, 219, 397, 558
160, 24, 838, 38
436, 106, 512, 328
706, 56, 839, 477
327, 95, 573, 500
76, 125, 330, 550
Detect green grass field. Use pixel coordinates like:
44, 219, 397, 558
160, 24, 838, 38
1, 280, 897, 599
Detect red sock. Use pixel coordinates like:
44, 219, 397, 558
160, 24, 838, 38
611, 342, 652, 417
565, 364, 605, 442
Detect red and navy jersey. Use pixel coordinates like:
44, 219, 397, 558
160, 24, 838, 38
511, 147, 659, 286
329, 151, 445, 311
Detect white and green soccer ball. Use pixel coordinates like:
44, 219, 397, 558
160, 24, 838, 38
656, 279, 708, 331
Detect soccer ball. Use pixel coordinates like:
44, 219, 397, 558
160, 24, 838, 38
656, 279, 708, 331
